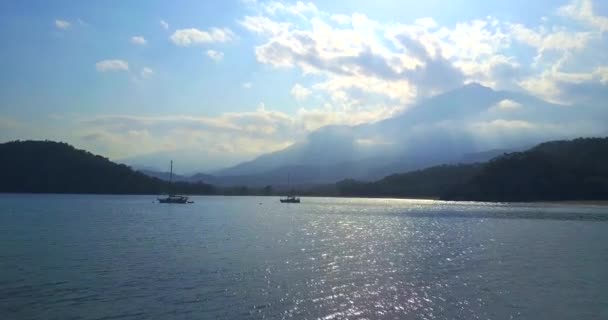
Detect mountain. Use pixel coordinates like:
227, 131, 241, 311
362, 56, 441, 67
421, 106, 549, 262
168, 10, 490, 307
4, 138, 606, 201
330, 164, 483, 199
459, 149, 515, 163
0, 140, 215, 194
137, 169, 191, 182
138, 169, 224, 187
323, 137, 608, 202
119, 150, 244, 174
443, 137, 608, 201
212, 83, 606, 185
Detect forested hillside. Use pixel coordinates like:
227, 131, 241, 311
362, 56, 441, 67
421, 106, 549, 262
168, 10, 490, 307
443, 138, 608, 201
0, 140, 215, 195
327, 138, 608, 202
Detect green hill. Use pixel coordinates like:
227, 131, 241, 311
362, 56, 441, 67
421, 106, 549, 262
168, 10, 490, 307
331, 164, 482, 199
326, 137, 608, 202
3, 138, 607, 201
443, 137, 608, 201
0, 140, 215, 195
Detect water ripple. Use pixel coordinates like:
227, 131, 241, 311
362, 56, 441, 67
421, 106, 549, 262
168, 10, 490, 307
0, 195, 607, 319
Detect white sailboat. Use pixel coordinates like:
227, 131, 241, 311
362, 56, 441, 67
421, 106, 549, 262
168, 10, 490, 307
280, 173, 300, 203
157, 160, 191, 204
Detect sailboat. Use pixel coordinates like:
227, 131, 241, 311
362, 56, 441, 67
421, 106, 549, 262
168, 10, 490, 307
280, 173, 300, 203
157, 160, 192, 204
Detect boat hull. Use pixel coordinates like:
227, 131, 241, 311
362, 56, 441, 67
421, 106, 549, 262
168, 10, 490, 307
280, 199, 300, 203
158, 196, 190, 204
158, 199, 188, 204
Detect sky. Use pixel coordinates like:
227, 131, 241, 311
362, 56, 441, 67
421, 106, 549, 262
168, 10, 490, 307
0, 0, 607, 172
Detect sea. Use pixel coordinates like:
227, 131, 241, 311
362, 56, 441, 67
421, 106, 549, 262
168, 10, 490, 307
1, 194, 607, 320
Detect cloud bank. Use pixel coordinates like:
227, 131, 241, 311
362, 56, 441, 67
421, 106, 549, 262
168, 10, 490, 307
170, 27, 235, 46
95, 59, 129, 72
55, 19, 71, 30
26, 1, 608, 171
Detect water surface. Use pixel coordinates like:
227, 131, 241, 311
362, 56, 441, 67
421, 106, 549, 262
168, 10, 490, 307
1, 195, 607, 319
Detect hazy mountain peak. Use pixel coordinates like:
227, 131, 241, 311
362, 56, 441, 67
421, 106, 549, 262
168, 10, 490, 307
461, 82, 491, 90
215, 82, 606, 184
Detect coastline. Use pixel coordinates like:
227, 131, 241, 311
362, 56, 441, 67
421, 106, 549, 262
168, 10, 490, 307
536, 200, 608, 207
2, 192, 608, 206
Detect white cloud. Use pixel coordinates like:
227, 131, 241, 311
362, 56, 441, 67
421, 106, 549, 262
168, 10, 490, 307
45, 0, 608, 167
296, 104, 402, 131
55, 19, 71, 30
515, 44, 608, 104
264, 1, 319, 17
290, 83, 312, 101
170, 27, 234, 46
558, 0, 608, 32
247, 6, 496, 113
519, 64, 608, 104
252, 16, 423, 104
0, 116, 21, 130
82, 109, 294, 138
330, 14, 351, 25
160, 19, 169, 30
432, 19, 511, 61
131, 36, 147, 45
508, 23, 592, 58
595, 66, 608, 84
491, 99, 523, 111
500, 1, 608, 103
239, 16, 290, 36
140, 67, 154, 78
95, 60, 129, 72
467, 119, 543, 141
414, 17, 438, 29
206, 49, 224, 62
462, 119, 600, 147
77, 107, 300, 165
239, 0, 608, 125
74, 96, 408, 164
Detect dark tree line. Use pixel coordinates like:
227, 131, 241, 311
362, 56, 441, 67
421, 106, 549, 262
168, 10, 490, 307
443, 137, 608, 201
325, 164, 483, 199
3, 138, 607, 202
0, 140, 215, 195
313, 137, 608, 202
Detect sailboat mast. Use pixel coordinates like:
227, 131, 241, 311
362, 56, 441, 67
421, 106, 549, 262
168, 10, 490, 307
170, 160, 173, 185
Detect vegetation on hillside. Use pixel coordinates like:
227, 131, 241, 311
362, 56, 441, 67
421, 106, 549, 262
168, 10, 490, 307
0, 140, 215, 195
2, 138, 607, 202
322, 164, 483, 199
325, 137, 608, 201
442, 138, 608, 201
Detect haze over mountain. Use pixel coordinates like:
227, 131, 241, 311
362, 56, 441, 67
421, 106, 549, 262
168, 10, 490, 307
4, 137, 606, 202
1, 0, 607, 176
326, 137, 608, 202
199, 83, 607, 186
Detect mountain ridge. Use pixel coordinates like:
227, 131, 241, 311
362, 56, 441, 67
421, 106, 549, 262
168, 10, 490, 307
324, 137, 608, 202
209, 83, 602, 185
3, 137, 607, 202
0, 140, 215, 195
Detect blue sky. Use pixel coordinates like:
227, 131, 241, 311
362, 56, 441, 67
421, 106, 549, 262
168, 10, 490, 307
1, 0, 607, 172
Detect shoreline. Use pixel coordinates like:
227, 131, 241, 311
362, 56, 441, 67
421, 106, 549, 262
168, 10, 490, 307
2, 192, 608, 206
535, 200, 608, 206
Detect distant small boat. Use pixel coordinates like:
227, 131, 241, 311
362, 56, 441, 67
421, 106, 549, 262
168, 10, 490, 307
280, 195, 300, 203
280, 173, 300, 203
157, 160, 192, 204
158, 195, 190, 204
